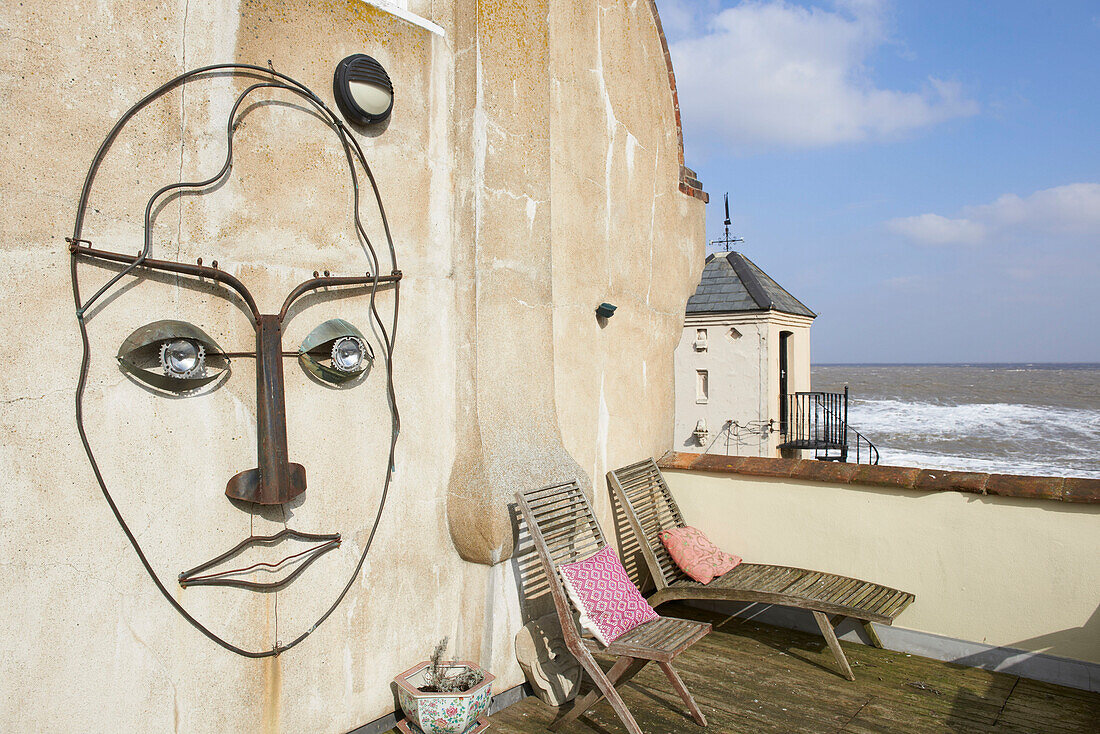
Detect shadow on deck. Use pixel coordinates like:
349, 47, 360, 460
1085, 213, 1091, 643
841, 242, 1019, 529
476, 604, 1098, 733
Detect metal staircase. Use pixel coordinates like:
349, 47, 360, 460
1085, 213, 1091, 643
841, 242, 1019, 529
778, 387, 879, 465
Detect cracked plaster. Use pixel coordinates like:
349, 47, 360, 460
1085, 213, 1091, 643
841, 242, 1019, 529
0, 0, 703, 730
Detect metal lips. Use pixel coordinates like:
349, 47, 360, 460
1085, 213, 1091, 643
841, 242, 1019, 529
179, 528, 342, 591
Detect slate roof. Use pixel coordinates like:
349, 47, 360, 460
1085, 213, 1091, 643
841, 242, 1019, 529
685, 252, 816, 318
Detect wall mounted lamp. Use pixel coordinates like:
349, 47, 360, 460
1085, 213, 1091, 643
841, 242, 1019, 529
595, 302, 617, 319
692, 419, 709, 445
333, 54, 394, 125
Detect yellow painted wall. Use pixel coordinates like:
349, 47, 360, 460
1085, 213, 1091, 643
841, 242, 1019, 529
663, 469, 1100, 665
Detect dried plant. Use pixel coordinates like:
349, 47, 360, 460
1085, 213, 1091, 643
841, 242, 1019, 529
423, 637, 449, 690
420, 637, 485, 693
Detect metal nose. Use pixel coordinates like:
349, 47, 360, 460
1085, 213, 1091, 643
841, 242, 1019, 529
225, 314, 306, 505
226, 464, 307, 505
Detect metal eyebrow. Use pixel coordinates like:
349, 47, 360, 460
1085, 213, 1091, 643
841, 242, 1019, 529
278, 271, 402, 322
69, 241, 260, 320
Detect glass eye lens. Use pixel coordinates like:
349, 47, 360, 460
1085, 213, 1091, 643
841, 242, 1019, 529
162, 339, 203, 377
332, 336, 364, 372
298, 320, 371, 384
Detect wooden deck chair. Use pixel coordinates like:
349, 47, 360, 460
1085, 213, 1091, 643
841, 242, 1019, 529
515, 480, 712, 734
608, 458, 916, 681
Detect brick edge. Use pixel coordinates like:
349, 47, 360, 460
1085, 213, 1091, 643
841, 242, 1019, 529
657, 452, 1100, 504
645, 1, 709, 204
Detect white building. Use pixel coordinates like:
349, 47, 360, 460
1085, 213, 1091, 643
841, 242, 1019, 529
674, 251, 816, 457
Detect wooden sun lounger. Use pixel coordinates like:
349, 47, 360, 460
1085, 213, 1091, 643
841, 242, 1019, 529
516, 479, 712, 734
607, 458, 915, 681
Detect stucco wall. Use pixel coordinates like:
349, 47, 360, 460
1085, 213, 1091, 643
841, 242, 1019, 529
663, 469, 1100, 666
673, 312, 811, 456
0, 1, 704, 731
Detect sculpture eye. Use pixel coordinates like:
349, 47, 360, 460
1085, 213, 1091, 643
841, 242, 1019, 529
162, 339, 204, 378
298, 319, 373, 384
117, 320, 229, 393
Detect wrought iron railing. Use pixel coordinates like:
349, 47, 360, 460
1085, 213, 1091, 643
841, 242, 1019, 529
780, 390, 845, 451
845, 423, 880, 466
780, 387, 879, 465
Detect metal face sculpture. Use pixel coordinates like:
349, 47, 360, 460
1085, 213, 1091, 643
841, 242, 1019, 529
68, 65, 400, 657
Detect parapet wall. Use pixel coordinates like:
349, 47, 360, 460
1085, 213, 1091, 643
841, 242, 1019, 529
659, 453, 1100, 675
660, 451, 1100, 503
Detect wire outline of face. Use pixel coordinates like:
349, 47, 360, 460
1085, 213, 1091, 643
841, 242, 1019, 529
68, 64, 401, 657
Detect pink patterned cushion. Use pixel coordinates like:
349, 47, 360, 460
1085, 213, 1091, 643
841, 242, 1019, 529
658, 526, 741, 584
558, 546, 659, 645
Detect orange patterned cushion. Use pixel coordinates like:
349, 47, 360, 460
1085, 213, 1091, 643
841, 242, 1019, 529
658, 526, 741, 584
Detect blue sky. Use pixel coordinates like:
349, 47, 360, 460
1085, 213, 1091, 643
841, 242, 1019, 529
661, 0, 1100, 363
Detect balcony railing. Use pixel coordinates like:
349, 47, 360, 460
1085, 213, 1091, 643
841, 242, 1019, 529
779, 387, 879, 464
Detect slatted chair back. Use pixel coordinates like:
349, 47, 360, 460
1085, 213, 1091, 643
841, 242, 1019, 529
515, 480, 608, 649
517, 479, 714, 733
608, 458, 691, 590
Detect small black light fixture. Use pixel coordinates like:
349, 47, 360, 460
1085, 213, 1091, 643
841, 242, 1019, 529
333, 54, 394, 125
596, 302, 617, 319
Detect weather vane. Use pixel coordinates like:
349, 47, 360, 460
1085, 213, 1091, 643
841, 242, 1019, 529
709, 192, 744, 252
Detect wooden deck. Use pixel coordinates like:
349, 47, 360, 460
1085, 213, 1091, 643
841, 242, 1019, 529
479, 604, 1099, 733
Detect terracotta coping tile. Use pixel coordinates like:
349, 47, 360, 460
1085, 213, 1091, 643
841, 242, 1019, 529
985, 474, 1063, 501
733, 456, 802, 478
691, 454, 748, 474
657, 452, 701, 471
795, 460, 860, 484
851, 464, 924, 489
1063, 477, 1100, 503
914, 470, 989, 495
657, 452, 1097, 504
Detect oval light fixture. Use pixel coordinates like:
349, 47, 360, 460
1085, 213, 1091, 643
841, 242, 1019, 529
333, 54, 394, 125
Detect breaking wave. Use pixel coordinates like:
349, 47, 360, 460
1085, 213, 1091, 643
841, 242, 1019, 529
848, 399, 1100, 478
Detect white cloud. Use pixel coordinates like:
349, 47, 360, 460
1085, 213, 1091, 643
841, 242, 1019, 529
886, 183, 1100, 246
966, 184, 1100, 235
885, 213, 986, 246
666, 0, 978, 151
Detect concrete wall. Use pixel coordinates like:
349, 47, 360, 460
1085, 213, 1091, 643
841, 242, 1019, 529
0, 1, 704, 731
663, 469, 1100, 666
673, 312, 811, 456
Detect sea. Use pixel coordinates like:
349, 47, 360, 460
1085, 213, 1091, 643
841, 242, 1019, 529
811, 364, 1100, 479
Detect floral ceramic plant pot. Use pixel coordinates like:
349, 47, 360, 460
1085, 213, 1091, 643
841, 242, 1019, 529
394, 660, 494, 734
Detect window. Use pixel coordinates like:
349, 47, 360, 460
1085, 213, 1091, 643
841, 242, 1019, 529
728, 327, 742, 340
696, 370, 709, 403
693, 328, 708, 352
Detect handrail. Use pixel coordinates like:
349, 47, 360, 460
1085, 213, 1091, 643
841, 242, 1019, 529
780, 388, 879, 465
817, 390, 880, 466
